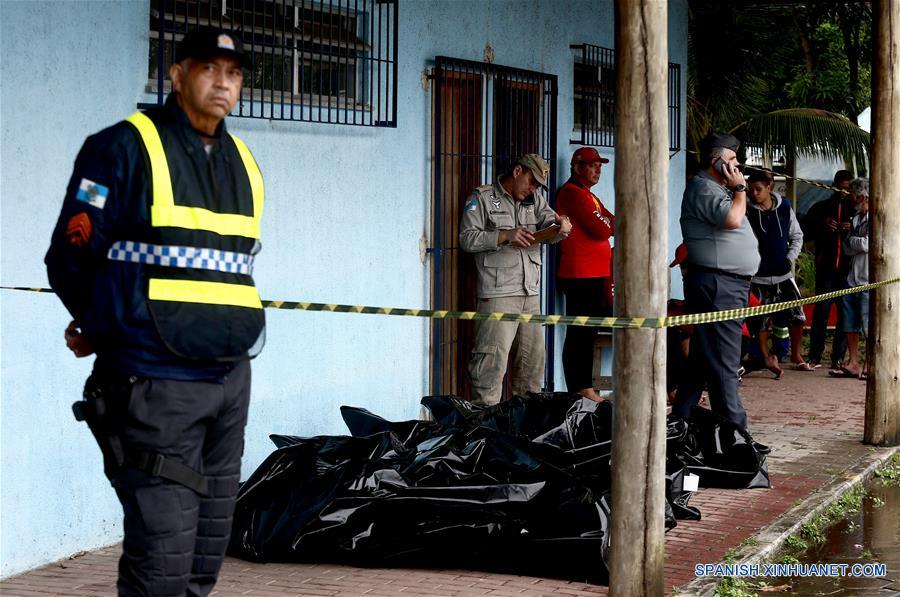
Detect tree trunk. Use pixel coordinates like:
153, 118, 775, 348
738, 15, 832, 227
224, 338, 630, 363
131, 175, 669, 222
837, 6, 861, 118
785, 148, 797, 212
610, 1, 669, 595
865, 0, 900, 446
792, 7, 816, 73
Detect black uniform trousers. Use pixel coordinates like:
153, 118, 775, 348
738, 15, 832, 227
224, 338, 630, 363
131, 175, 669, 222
808, 271, 848, 367
559, 277, 612, 392
87, 359, 251, 597
673, 269, 750, 429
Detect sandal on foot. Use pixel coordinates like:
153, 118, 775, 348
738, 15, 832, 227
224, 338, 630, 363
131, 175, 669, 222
828, 366, 860, 378
792, 361, 815, 371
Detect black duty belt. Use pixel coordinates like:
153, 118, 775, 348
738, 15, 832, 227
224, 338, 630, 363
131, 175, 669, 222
689, 264, 753, 282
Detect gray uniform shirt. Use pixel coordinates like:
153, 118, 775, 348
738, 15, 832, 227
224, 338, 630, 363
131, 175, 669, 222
680, 170, 761, 276
459, 181, 560, 298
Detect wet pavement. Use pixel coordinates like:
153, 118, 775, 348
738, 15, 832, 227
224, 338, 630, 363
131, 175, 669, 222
767, 478, 900, 596
0, 365, 897, 596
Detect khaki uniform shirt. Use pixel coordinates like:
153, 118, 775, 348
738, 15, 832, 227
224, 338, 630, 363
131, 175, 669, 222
459, 181, 560, 298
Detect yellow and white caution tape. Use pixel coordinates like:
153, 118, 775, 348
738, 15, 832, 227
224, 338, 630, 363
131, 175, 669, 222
742, 164, 851, 196
4, 277, 899, 329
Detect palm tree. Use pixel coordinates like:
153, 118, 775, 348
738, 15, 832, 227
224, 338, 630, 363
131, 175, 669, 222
730, 107, 869, 168
687, 1, 871, 173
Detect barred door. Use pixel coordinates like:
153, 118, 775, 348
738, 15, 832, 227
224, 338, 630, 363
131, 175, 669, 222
430, 56, 558, 398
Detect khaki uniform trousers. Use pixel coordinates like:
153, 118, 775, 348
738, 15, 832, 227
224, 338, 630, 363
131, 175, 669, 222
468, 295, 545, 405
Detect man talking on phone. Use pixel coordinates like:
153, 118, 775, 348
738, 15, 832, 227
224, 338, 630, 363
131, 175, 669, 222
673, 133, 768, 453
459, 154, 571, 406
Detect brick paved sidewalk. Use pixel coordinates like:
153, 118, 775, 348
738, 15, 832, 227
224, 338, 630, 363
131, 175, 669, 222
1, 366, 893, 596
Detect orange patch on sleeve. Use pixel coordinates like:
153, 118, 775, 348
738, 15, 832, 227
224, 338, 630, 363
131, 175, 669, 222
65, 213, 92, 247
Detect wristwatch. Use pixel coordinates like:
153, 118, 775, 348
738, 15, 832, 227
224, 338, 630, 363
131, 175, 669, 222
732, 184, 746, 193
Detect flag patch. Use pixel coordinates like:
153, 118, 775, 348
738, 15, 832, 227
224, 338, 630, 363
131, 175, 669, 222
76, 179, 109, 210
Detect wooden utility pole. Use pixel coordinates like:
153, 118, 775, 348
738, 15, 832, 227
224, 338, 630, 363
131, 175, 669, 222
610, 0, 668, 595
865, 0, 900, 446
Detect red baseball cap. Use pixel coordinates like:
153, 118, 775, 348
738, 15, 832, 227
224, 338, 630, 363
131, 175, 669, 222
669, 243, 688, 268
571, 147, 610, 165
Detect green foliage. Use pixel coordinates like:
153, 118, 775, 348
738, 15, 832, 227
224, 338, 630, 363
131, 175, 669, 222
786, 1, 872, 118
740, 537, 760, 548
795, 249, 816, 295
778, 554, 799, 565
838, 486, 865, 512
688, 0, 872, 168
786, 22, 870, 113
822, 486, 864, 522
723, 547, 740, 564
687, 2, 797, 152
778, 484, 868, 566
799, 520, 827, 545
784, 534, 808, 551
874, 452, 900, 487
715, 576, 761, 597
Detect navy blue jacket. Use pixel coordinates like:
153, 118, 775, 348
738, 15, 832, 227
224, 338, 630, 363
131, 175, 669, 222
747, 193, 804, 284
45, 96, 247, 380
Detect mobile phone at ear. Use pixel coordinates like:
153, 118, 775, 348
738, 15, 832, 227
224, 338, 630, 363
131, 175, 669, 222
714, 158, 728, 176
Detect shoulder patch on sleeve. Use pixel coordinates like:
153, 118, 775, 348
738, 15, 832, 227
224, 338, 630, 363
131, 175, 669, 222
76, 178, 109, 210
465, 198, 479, 212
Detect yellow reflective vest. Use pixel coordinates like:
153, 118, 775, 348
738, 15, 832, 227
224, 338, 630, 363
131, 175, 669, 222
123, 111, 265, 361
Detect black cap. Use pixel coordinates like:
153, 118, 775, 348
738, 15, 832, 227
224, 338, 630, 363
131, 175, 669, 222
175, 27, 248, 68
700, 132, 740, 153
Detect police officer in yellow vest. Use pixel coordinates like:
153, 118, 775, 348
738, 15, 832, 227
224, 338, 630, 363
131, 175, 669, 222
46, 28, 264, 596
459, 154, 572, 406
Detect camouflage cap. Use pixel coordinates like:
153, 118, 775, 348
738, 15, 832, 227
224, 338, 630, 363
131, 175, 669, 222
517, 153, 550, 189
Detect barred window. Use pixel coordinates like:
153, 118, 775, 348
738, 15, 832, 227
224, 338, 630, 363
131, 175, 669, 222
146, 0, 398, 127
570, 43, 681, 151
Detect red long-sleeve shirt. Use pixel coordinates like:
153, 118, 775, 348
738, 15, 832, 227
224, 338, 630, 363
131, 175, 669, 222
555, 179, 615, 278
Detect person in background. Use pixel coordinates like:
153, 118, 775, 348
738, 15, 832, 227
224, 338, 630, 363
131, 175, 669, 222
804, 169, 855, 369
555, 147, 614, 402
745, 170, 810, 378
459, 154, 572, 405
667, 244, 693, 405
829, 178, 869, 379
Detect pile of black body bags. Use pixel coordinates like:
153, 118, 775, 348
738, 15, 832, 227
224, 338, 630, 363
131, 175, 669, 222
228, 393, 769, 584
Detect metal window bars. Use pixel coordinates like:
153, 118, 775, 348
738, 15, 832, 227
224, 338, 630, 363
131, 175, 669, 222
571, 43, 681, 152
145, 0, 398, 127
429, 56, 558, 398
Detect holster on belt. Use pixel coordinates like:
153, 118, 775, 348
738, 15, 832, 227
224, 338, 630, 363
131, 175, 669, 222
72, 374, 208, 495
73, 373, 131, 472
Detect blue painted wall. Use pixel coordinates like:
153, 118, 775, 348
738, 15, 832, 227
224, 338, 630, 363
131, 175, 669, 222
1, 0, 688, 577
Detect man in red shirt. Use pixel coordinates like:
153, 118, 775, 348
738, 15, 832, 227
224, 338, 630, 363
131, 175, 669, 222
556, 147, 615, 402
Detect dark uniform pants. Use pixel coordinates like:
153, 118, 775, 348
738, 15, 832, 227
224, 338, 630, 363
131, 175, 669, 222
559, 277, 612, 392
809, 272, 848, 367
673, 270, 750, 429
87, 360, 251, 597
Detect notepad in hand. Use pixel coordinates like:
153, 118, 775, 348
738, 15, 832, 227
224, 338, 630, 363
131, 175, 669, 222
530, 223, 561, 244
